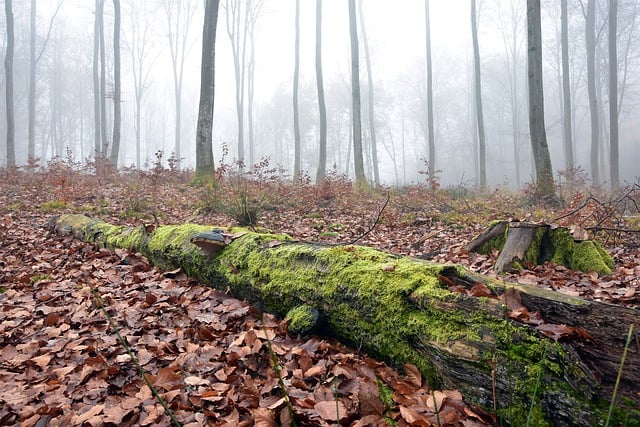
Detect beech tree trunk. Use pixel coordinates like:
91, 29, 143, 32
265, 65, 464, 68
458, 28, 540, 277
53, 214, 639, 426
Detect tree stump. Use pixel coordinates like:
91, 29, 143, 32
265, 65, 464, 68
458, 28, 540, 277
467, 221, 614, 275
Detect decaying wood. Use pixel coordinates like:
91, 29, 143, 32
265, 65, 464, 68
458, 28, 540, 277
494, 222, 548, 272
465, 220, 508, 253
468, 221, 614, 275
53, 214, 640, 426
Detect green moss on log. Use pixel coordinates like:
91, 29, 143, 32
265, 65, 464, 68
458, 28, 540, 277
54, 214, 620, 425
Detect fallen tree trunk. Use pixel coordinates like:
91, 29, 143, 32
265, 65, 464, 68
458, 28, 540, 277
53, 214, 639, 426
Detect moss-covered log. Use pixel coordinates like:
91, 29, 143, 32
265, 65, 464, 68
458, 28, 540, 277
53, 214, 639, 426
467, 221, 615, 275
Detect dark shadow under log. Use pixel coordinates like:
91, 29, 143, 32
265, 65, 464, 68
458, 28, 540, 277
53, 214, 640, 426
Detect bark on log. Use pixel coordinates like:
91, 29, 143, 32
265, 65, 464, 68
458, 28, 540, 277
53, 214, 640, 426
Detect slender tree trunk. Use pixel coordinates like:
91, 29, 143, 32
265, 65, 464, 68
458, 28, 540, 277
561, 0, 574, 171
315, 0, 327, 182
358, 0, 379, 186
527, 0, 556, 198
609, 0, 619, 190
28, 0, 36, 164
4, 0, 15, 167
348, 0, 367, 187
586, 0, 600, 186
93, 0, 101, 156
195, 0, 220, 179
247, 24, 255, 166
424, 0, 436, 188
471, 0, 486, 191
99, 0, 108, 157
110, 0, 121, 166
292, 0, 301, 179
162, 0, 197, 167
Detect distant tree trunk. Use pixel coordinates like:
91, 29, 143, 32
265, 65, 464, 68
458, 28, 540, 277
471, 0, 486, 191
93, 0, 102, 156
358, 0, 379, 186
586, 0, 600, 186
195, 0, 220, 179
527, 0, 556, 198
110, 0, 121, 166
424, 0, 436, 187
292, 0, 301, 179
348, 0, 367, 187
561, 0, 574, 171
28, 0, 36, 164
225, 0, 248, 163
99, 0, 108, 157
315, 0, 327, 182
162, 0, 197, 168
609, 0, 619, 190
4, 0, 15, 167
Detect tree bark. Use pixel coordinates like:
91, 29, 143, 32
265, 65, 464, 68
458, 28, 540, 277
194, 0, 220, 179
315, 0, 327, 183
358, 0, 379, 186
348, 0, 367, 188
292, 0, 301, 179
609, 0, 619, 190
527, 0, 556, 199
586, 0, 600, 186
424, 0, 436, 188
471, 0, 486, 191
110, 0, 121, 166
4, 0, 15, 167
93, 0, 102, 157
561, 0, 574, 172
53, 214, 640, 426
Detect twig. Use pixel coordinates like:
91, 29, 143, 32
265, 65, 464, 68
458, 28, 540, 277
345, 192, 391, 245
90, 286, 182, 427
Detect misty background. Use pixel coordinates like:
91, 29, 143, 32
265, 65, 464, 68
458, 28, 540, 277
1, 0, 639, 189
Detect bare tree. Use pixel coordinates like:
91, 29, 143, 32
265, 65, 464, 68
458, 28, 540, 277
527, 0, 556, 198
424, 0, 435, 187
162, 0, 198, 165
110, 0, 121, 166
93, 0, 102, 156
195, 0, 221, 179
561, 0, 574, 171
495, 0, 525, 188
609, 0, 619, 189
585, 0, 600, 186
28, 0, 63, 164
358, 0, 379, 186
124, 1, 156, 169
99, 0, 108, 156
471, 0, 486, 190
348, 0, 367, 187
245, 1, 263, 166
315, 0, 327, 182
293, 0, 301, 178
4, 0, 14, 167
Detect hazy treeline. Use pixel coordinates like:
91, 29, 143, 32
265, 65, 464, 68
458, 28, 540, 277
1, 0, 639, 189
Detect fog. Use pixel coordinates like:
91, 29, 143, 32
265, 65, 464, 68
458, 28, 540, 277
2, 0, 639, 189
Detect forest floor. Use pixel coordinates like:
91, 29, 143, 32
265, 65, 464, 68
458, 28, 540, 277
1, 161, 639, 426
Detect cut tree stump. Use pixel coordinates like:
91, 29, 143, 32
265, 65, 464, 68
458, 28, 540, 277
467, 221, 615, 276
53, 214, 640, 426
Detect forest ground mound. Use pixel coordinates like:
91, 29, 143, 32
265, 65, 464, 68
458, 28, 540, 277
1, 164, 639, 426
